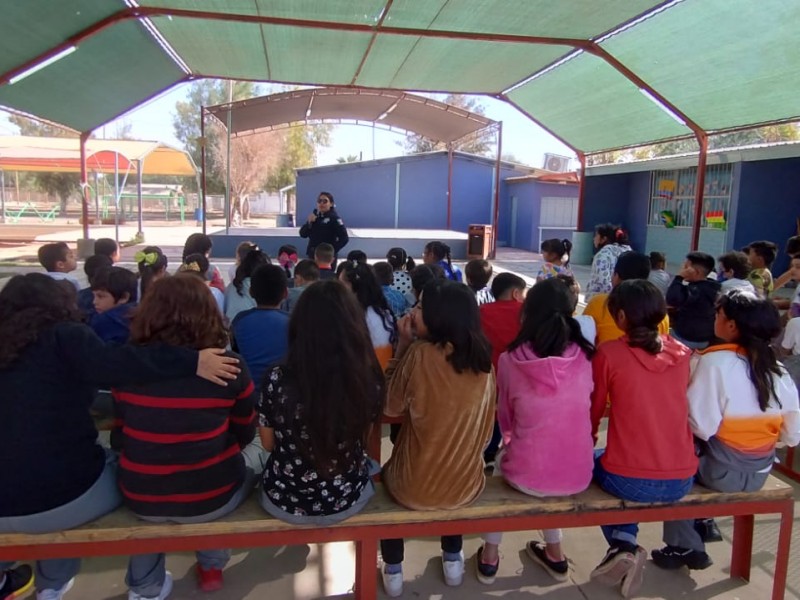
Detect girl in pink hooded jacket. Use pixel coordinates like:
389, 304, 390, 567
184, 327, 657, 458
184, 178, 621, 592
476, 277, 595, 585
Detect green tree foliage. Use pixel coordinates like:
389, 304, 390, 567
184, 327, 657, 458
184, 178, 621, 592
402, 94, 494, 156
265, 124, 332, 192
8, 115, 80, 210
336, 154, 361, 163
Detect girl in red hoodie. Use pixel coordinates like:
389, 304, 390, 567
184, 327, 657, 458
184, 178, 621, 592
590, 280, 697, 598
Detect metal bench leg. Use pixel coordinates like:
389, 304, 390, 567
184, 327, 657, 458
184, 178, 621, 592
730, 514, 754, 581
354, 537, 377, 600
772, 500, 794, 600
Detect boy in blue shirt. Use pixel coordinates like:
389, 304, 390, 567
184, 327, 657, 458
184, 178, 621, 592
89, 266, 138, 344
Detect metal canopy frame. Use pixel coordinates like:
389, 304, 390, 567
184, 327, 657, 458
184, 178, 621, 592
3, 2, 799, 247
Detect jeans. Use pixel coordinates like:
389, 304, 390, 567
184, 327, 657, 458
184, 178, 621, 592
380, 536, 462, 565
594, 452, 693, 547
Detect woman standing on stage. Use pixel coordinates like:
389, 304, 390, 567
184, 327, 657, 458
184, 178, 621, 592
299, 191, 349, 259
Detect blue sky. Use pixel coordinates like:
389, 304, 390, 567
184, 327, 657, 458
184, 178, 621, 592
1, 83, 574, 169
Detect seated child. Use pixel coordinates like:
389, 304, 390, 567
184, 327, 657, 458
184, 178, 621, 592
256, 281, 383, 525
558, 273, 597, 344
718, 251, 756, 294
183, 233, 224, 292
480, 273, 526, 368
277, 244, 299, 285
230, 264, 290, 386
227, 240, 256, 280
465, 259, 494, 305
89, 266, 138, 344
94, 237, 120, 263
314, 242, 337, 280
136, 246, 168, 300
224, 245, 269, 322
584, 251, 669, 345
380, 280, 495, 596
423, 241, 462, 282
374, 261, 411, 317
537, 238, 573, 282
772, 236, 800, 300
666, 252, 721, 349
284, 259, 319, 313
37, 242, 79, 292
647, 251, 671, 296
477, 277, 595, 584
386, 247, 416, 306
180, 253, 225, 315
346, 249, 368, 265
745, 240, 778, 299
78, 254, 113, 319
590, 280, 697, 598
786, 253, 800, 318
653, 290, 800, 570
113, 274, 265, 594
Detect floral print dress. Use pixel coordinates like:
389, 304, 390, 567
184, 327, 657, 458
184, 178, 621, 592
584, 244, 632, 301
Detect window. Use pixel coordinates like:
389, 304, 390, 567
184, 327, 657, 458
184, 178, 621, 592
648, 165, 732, 229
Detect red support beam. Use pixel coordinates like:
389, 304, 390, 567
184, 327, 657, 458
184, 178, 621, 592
350, 0, 394, 86
690, 132, 709, 250
576, 153, 587, 231
79, 132, 90, 240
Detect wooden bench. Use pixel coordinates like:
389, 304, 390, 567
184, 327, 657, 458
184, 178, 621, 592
0, 476, 792, 599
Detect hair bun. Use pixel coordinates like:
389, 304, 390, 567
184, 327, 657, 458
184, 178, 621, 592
615, 228, 625, 240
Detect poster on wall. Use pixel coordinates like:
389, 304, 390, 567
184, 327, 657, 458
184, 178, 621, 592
657, 179, 676, 200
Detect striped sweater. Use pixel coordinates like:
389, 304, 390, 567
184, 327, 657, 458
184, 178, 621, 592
112, 352, 257, 517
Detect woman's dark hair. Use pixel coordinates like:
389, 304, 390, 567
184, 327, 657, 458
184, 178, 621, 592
425, 241, 458, 280
346, 249, 368, 264
595, 223, 629, 247
182, 233, 213, 260
318, 191, 335, 206
233, 246, 269, 296
340, 263, 396, 343
419, 279, 492, 374
131, 274, 227, 349
136, 245, 168, 299
510, 277, 594, 359
0, 273, 81, 368
541, 238, 573, 265
716, 290, 783, 412
607, 280, 666, 355
179, 252, 209, 277
281, 280, 385, 474
649, 251, 666, 270
387, 247, 415, 271
718, 251, 751, 279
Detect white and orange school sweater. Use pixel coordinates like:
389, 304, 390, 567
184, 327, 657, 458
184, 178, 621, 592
688, 344, 800, 472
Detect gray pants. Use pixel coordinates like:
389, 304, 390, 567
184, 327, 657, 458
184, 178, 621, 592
662, 453, 769, 552
130, 441, 268, 597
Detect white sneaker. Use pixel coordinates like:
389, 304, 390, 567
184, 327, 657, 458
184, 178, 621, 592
128, 572, 173, 600
37, 578, 74, 600
442, 551, 465, 586
381, 564, 403, 598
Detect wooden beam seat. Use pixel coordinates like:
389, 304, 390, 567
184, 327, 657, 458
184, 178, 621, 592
0, 476, 792, 599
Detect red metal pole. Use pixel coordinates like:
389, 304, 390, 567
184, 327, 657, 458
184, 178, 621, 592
491, 122, 503, 259
576, 152, 586, 231
200, 106, 208, 235
690, 132, 708, 251
80, 132, 90, 239
446, 144, 453, 230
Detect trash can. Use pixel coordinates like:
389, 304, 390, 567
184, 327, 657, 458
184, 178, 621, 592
570, 231, 594, 266
276, 213, 294, 227
193, 208, 203, 226
467, 224, 493, 260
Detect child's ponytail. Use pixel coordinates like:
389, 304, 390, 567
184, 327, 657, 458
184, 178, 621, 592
607, 280, 666, 355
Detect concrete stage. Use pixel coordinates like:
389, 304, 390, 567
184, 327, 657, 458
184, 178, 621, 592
209, 227, 469, 259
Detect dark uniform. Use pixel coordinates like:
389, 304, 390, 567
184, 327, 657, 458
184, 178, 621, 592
299, 208, 349, 258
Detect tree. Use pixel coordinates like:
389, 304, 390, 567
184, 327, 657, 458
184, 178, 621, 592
337, 154, 361, 163
8, 115, 80, 211
401, 94, 494, 156
172, 80, 258, 193
265, 124, 332, 192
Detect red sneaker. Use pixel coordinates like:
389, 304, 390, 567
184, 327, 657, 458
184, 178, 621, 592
195, 564, 224, 592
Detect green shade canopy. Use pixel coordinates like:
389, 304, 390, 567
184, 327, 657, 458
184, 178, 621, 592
1, 0, 798, 154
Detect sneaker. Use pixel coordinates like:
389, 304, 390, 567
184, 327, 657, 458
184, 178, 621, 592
442, 551, 465, 586
620, 546, 647, 598
475, 546, 499, 585
36, 578, 74, 600
525, 541, 569, 582
651, 546, 713, 570
195, 564, 223, 592
0, 565, 34, 600
128, 572, 173, 600
695, 518, 724, 543
381, 564, 403, 598
590, 544, 636, 586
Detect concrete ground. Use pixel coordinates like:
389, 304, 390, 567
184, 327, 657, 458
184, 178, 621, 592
0, 221, 798, 598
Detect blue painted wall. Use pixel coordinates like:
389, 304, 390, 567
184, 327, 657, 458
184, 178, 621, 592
582, 173, 633, 233
733, 157, 800, 273
504, 180, 579, 252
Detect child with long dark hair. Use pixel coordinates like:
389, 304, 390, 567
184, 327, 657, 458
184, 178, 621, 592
476, 277, 595, 584
653, 290, 800, 570
585, 224, 632, 300
182, 233, 224, 292
590, 280, 697, 598
386, 247, 416, 305
339, 262, 397, 369
180, 253, 225, 315
136, 245, 168, 300
224, 244, 269, 321
537, 238, 573, 282
423, 240, 462, 282
257, 280, 385, 524
380, 280, 495, 597
113, 274, 265, 594
0, 274, 238, 600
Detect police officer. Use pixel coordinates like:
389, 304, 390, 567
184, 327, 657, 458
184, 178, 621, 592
299, 191, 349, 259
